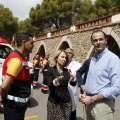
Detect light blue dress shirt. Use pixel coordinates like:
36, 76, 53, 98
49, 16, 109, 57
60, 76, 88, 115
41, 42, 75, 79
85, 48, 120, 100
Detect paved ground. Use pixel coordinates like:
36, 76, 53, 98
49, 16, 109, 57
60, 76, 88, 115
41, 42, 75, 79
0, 73, 120, 120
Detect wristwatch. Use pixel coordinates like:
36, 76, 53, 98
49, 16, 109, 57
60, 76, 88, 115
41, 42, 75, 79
91, 96, 94, 103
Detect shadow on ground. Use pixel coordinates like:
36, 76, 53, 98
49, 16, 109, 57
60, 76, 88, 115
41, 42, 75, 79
77, 117, 84, 120
0, 106, 4, 113
28, 97, 39, 108
32, 82, 42, 89
37, 82, 42, 88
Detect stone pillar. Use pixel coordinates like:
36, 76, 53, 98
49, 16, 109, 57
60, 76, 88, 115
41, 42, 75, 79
116, 6, 120, 13
33, 33, 36, 41
70, 20, 76, 32
47, 29, 51, 37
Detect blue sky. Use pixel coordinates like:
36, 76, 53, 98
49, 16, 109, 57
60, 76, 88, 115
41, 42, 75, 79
0, 0, 43, 20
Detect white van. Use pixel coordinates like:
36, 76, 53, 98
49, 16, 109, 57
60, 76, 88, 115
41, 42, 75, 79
0, 43, 13, 85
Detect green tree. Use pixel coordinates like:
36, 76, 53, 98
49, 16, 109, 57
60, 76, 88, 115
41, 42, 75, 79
0, 4, 18, 43
29, 0, 119, 33
74, 0, 96, 22
29, 4, 45, 33
94, 0, 114, 17
71, 0, 82, 23
116, 0, 120, 6
29, 0, 73, 31
18, 18, 40, 35
110, 0, 120, 13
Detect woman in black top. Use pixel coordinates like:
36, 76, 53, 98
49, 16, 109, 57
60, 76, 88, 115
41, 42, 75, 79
46, 50, 74, 120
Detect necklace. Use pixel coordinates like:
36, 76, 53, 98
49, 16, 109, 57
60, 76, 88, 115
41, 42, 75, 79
57, 68, 63, 76
59, 71, 63, 76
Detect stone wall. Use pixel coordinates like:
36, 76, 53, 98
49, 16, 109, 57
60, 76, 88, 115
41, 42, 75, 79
30, 22, 120, 64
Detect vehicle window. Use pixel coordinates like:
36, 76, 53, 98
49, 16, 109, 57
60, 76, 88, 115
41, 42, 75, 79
0, 45, 13, 59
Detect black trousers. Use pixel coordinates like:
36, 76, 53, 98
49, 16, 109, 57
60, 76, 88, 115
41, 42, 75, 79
3, 104, 27, 120
42, 71, 48, 85
33, 70, 39, 82
33, 74, 39, 83
70, 110, 76, 120
41, 71, 48, 93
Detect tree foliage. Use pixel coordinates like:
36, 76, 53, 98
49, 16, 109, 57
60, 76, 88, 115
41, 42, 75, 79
29, 0, 73, 31
29, 0, 120, 32
94, 0, 114, 16
18, 18, 40, 35
78, 0, 96, 22
29, 4, 45, 33
0, 4, 18, 43
0, 0, 119, 38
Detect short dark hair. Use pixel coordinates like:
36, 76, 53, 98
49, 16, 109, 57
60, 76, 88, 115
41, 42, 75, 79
65, 48, 74, 55
16, 33, 33, 47
90, 30, 107, 41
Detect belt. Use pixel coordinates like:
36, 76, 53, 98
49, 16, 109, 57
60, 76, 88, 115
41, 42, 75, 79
86, 94, 95, 96
6, 95, 29, 103
19, 90, 30, 93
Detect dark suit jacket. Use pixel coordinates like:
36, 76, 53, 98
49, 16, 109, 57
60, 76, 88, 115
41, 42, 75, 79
76, 59, 91, 87
46, 65, 72, 103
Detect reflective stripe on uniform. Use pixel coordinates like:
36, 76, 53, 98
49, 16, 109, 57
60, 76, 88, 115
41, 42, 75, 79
42, 84, 48, 90
43, 69, 48, 71
2, 75, 4, 80
6, 95, 30, 103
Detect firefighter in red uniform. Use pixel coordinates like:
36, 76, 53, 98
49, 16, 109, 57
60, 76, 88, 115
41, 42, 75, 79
40, 53, 50, 93
0, 33, 34, 120
32, 54, 41, 88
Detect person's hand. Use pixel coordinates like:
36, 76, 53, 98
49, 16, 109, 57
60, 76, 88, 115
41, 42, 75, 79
82, 96, 92, 105
68, 70, 75, 82
56, 76, 64, 82
0, 96, 3, 106
81, 90, 86, 98
54, 76, 64, 86
40, 69, 42, 73
78, 94, 86, 103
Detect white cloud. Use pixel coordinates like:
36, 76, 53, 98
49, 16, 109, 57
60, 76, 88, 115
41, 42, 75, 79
0, 0, 43, 20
